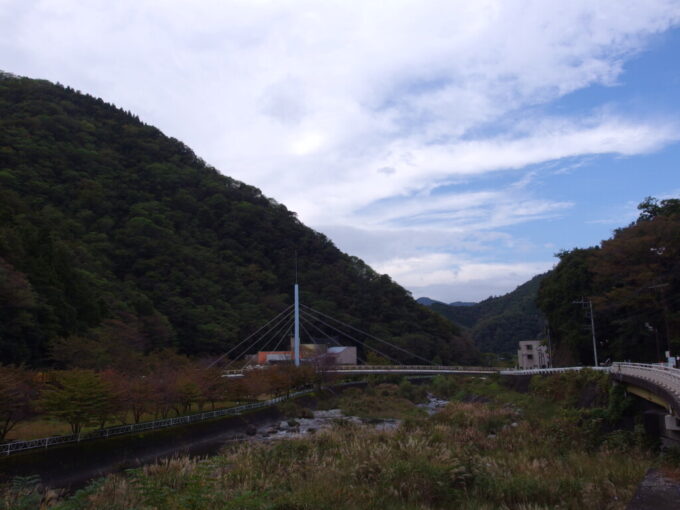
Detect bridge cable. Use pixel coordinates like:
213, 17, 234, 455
225, 309, 294, 367
227, 312, 296, 367
299, 321, 316, 344
270, 317, 295, 353
207, 304, 294, 368
300, 309, 403, 365
299, 316, 371, 364
302, 312, 390, 365
301, 304, 431, 364
300, 318, 371, 363
222, 307, 295, 368
302, 305, 434, 365
299, 316, 340, 347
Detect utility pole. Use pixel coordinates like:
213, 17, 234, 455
294, 283, 300, 366
648, 283, 670, 357
573, 298, 598, 367
293, 252, 300, 367
546, 324, 553, 368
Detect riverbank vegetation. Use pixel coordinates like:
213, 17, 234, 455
537, 196, 680, 365
0, 363, 320, 441
3, 371, 670, 509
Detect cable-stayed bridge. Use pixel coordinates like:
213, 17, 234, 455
213, 286, 680, 434
4, 287, 679, 457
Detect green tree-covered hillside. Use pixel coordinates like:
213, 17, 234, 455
537, 197, 680, 365
424, 273, 547, 355
0, 75, 478, 366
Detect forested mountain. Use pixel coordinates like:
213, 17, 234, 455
537, 197, 680, 365
421, 274, 547, 355
0, 74, 478, 367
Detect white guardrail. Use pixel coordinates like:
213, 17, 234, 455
499, 366, 612, 376
327, 365, 498, 374
502, 363, 680, 411
224, 365, 500, 375
0, 388, 314, 457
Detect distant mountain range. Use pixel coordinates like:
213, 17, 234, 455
418, 273, 547, 355
416, 297, 476, 307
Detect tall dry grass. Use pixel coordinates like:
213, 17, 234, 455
7, 397, 648, 510
2, 375, 654, 509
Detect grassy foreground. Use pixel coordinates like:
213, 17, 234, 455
1, 374, 658, 509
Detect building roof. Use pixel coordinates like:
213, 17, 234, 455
328, 346, 352, 353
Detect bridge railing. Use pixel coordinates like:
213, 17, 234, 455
224, 365, 501, 375
500, 366, 612, 376
322, 365, 499, 372
612, 362, 680, 407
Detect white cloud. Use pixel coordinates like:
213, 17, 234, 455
374, 253, 554, 302
2, 0, 679, 300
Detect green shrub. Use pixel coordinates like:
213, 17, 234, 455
397, 379, 427, 403
430, 375, 459, 398
530, 369, 609, 408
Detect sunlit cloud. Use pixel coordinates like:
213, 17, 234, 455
2, 0, 679, 299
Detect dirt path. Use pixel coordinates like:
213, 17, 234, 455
626, 468, 680, 510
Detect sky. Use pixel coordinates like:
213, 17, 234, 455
2, 0, 680, 302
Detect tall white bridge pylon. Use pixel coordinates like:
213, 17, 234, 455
211, 283, 437, 370
211, 286, 680, 421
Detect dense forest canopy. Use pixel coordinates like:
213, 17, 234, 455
537, 197, 680, 365
0, 75, 478, 367
424, 274, 547, 356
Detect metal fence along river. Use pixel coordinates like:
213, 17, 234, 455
1, 389, 313, 456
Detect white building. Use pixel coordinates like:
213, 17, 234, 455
327, 346, 357, 365
517, 340, 549, 369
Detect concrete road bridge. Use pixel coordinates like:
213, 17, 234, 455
225, 362, 680, 421
217, 287, 680, 441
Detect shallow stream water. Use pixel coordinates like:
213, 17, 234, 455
3, 393, 448, 493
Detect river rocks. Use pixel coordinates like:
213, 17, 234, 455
417, 393, 450, 415
249, 397, 451, 443
375, 419, 400, 431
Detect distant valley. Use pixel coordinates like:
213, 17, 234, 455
418, 273, 547, 356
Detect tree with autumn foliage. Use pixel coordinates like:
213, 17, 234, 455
175, 367, 204, 414
196, 366, 231, 410
538, 197, 680, 365
112, 372, 154, 424
241, 370, 271, 400
0, 365, 38, 441
39, 369, 114, 434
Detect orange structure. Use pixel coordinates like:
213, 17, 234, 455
257, 351, 293, 364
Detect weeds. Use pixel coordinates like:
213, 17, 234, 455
8, 376, 654, 509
